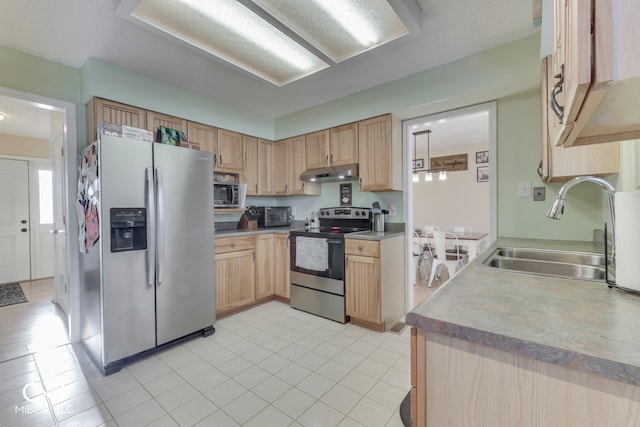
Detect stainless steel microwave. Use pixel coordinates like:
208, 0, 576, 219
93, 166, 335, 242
213, 183, 240, 208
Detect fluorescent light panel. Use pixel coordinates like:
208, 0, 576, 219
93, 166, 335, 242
251, 0, 409, 62
132, 0, 328, 86
129, 0, 411, 85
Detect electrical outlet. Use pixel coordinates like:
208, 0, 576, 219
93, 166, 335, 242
389, 204, 397, 216
517, 181, 531, 198
533, 187, 546, 201
291, 207, 296, 216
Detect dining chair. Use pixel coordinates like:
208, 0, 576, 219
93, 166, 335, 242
425, 231, 467, 287
412, 232, 421, 286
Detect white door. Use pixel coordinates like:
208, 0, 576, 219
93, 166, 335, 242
0, 158, 30, 284
51, 128, 69, 313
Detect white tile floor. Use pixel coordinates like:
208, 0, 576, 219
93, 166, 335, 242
0, 301, 411, 427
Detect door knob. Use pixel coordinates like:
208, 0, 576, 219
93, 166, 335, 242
21, 228, 28, 232
21, 219, 27, 224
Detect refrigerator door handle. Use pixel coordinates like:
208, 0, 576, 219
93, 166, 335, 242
155, 167, 165, 285
145, 167, 155, 287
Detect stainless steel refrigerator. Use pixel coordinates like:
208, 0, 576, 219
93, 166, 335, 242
78, 135, 215, 374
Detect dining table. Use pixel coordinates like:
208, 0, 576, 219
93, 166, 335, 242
414, 231, 490, 261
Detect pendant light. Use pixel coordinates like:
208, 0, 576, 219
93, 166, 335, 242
412, 129, 447, 182
412, 131, 420, 182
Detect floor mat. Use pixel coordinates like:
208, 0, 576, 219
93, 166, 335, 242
0, 283, 28, 307
389, 321, 407, 334
400, 390, 411, 426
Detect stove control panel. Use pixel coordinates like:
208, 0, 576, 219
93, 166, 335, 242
318, 207, 371, 219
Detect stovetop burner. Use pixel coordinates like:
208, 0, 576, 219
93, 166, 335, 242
291, 207, 372, 238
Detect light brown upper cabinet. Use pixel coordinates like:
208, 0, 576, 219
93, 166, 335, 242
330, 123, 359, 166
146, 111, 188, 139
358, 114, 402, 192
245, 136, 275, 196
243, 135, 259, 196
275, 140, 290, 196
277, 136, 320, 196
86, 98, 147, 143
258, 139, 276, 195
187, 121, 216, 153
541, 56, 619, 182
215, 129, 244, 171
548, 0, 640, 147
305, 124, 358, 170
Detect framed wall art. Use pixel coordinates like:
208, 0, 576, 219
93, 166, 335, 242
477, 166, 489, 182
476, 150, 489, 164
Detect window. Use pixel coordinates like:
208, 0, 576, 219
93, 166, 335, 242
38, 169, 53, 224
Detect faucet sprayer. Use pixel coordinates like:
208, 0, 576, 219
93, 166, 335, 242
546, 176, 616, 264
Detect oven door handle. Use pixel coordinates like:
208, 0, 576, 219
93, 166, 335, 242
327, 239, 343, 245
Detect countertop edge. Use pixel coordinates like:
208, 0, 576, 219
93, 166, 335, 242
215, 228, 296, 237
345, 230, 405, 240
405, 311, 640, 387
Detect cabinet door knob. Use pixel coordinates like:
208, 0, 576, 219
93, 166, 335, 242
21, 228, 28, 233
358, 245, 363, 251
231, 242, 236, 248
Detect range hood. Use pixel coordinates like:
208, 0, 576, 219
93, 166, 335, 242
300, 163, 359, 183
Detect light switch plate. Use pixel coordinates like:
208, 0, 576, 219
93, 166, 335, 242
389, 204, 397, 216
533, 187, 546, 201
517, 181, 532, 198
291, 207, 296, 216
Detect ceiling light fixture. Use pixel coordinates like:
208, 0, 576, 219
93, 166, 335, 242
121, 0, 419, 85
413, 129, 447, 182
129, 0, 328, 86
251, 0, 410, 63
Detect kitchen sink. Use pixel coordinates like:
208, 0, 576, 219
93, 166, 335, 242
482, 247, 607, 281
491, 248, 605, 266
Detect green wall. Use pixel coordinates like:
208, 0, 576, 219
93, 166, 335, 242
0, 45, 84, 146
272, 34, 605, 240
497, 91, 605, 240
80, 58, 274, 141
275, 35, 541, 139
1, 33, 606, 239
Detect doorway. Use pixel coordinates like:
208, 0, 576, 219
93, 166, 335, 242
403, 102, 497, 310
0, 87, 78, 349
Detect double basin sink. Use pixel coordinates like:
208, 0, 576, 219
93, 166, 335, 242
482, 247, 607, 281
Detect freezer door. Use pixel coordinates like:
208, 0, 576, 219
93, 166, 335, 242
99, 136, 156, 364
153, 144, 215, 345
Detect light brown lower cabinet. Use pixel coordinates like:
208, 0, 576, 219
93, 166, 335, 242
274, 234, 291, 299
345, 236, 404, 331
214, 236, 256, 315
255, 234, 275, 299
215, 233, 290, 316
411, 328, 640, 427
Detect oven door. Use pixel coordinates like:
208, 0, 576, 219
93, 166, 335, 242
290, 235, 344, 280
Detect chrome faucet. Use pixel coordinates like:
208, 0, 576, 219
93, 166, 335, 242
547, 176, 616, 263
